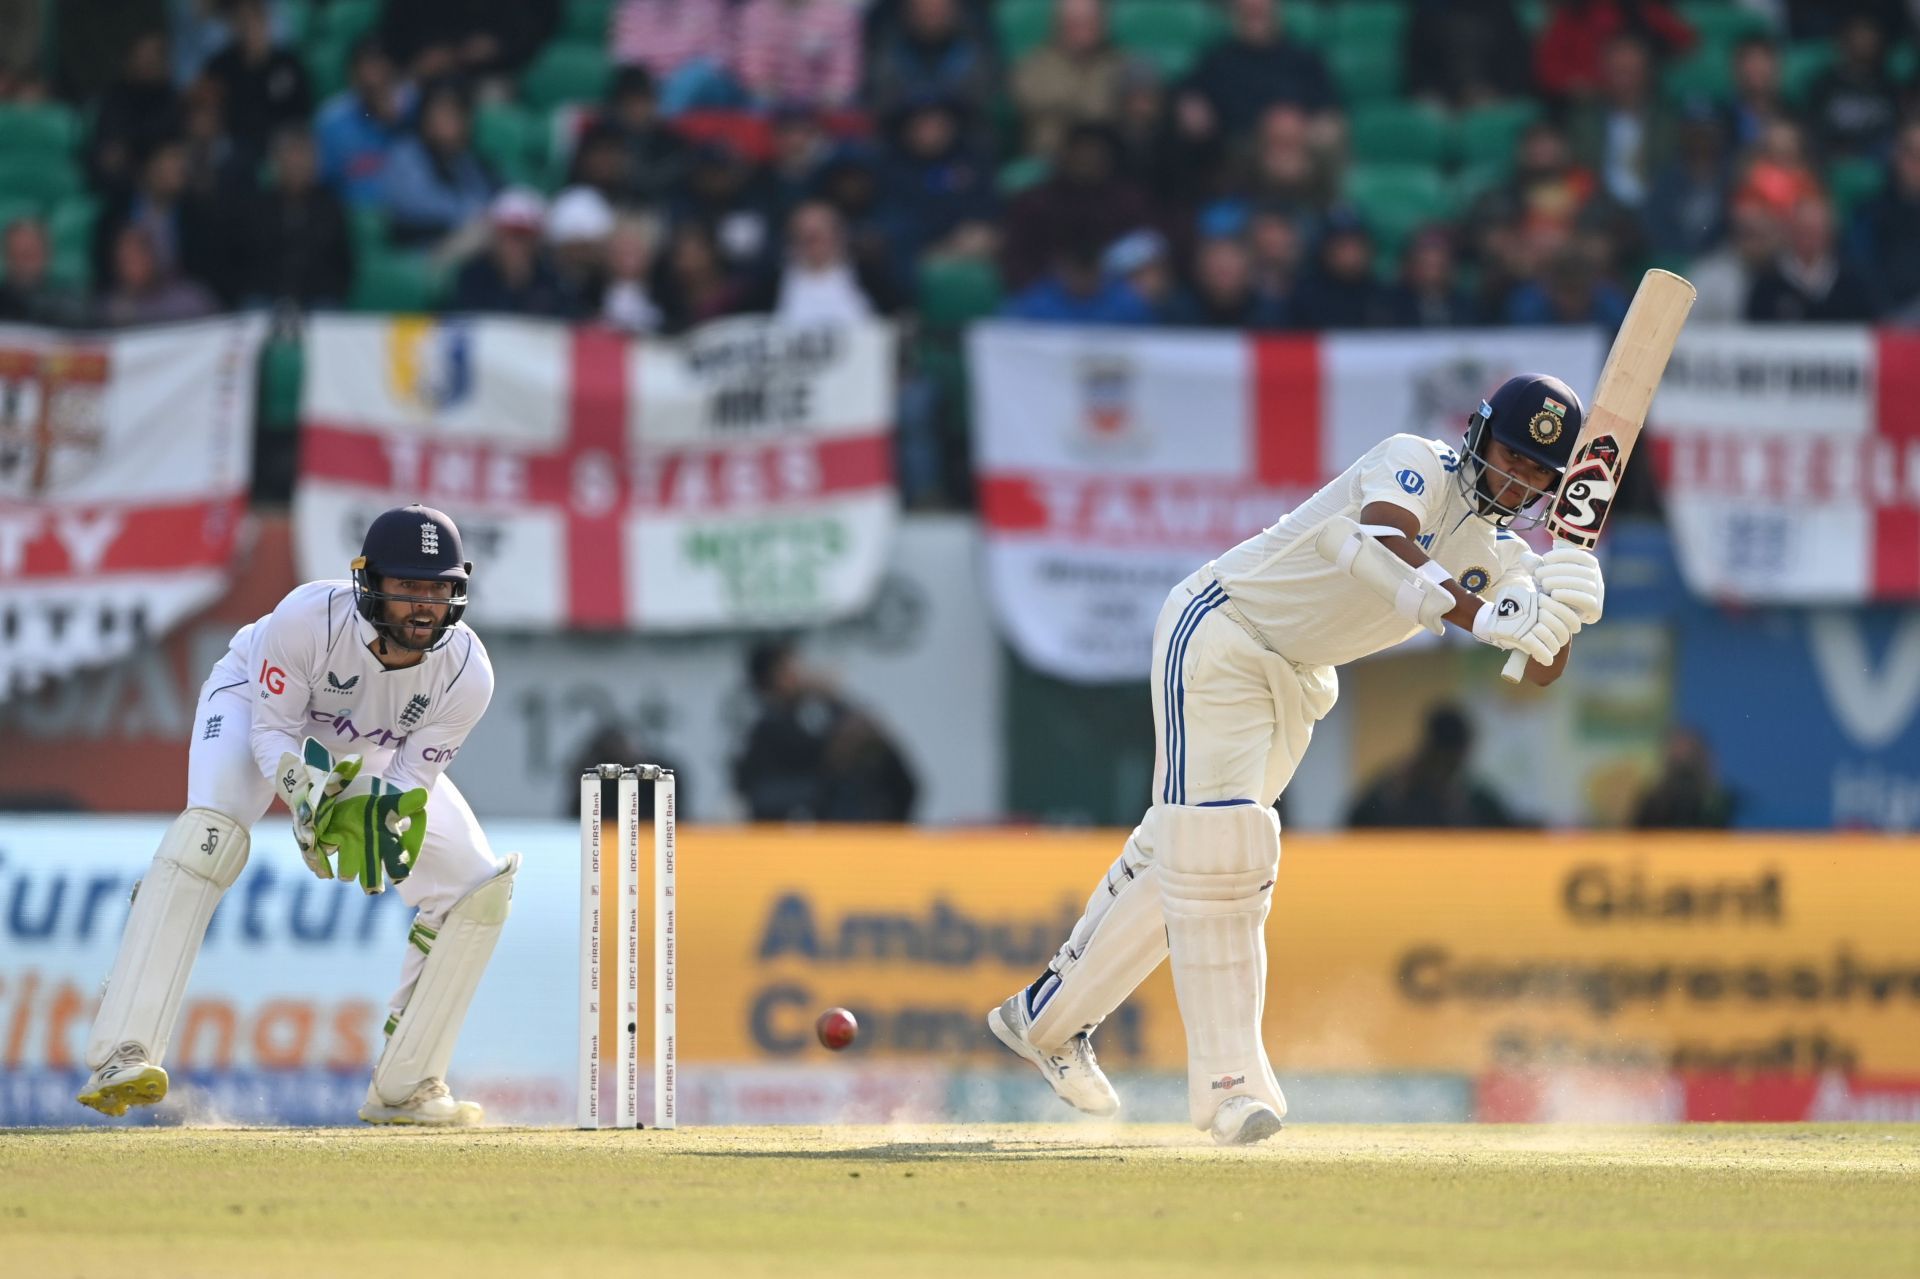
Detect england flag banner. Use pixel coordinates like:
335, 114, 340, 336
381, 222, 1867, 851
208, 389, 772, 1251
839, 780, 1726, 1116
0, 317, 266, 700
296, 315, 897, 630
1654, 326, 1920, 603
971, 322, 1600, 682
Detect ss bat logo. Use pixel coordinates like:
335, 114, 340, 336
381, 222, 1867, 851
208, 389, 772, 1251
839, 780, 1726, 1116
1553, 435, 1624, 537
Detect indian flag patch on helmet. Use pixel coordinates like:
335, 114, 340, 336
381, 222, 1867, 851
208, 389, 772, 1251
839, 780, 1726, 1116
1528, 397, 1567, 445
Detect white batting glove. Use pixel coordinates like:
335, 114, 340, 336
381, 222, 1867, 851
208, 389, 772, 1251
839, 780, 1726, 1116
1472, 581, 1580, 666
1536, 546, 1605, 626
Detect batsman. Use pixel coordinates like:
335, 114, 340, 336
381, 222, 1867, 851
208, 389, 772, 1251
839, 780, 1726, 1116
78, 504, 516, 1127
991, 374, 1612, 1144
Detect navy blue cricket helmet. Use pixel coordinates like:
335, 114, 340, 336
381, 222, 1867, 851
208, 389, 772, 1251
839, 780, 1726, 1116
350, 504, 473, 651
1459, 374, 1584, 527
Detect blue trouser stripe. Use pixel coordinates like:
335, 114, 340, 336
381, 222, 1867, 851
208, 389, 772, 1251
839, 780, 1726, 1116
1160, 589, 1214, 803
1163, 585, 1225, 806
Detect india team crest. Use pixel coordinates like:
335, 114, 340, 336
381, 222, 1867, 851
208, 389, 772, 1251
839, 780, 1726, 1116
386, 317, 474, 415
1459, 566, 1491, 594
1528, 397, 1567, 445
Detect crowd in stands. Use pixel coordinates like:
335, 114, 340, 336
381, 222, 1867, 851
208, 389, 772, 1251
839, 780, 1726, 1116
3, 0, 1920, 501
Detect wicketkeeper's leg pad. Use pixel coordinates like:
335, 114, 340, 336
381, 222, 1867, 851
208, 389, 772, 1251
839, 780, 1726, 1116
371, 852, 519, 1105
1150, 801, 1287, 1129
86, 808, 250, 1069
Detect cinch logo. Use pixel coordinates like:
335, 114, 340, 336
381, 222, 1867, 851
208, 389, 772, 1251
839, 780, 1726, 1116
309, 710, 409, 749
422, 745, 459, 764
1210, 1074, 1246, 1091
258, 661, 286, 695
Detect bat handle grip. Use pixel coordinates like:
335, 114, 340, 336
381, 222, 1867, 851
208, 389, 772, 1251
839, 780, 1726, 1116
1499, 649, 1528, 684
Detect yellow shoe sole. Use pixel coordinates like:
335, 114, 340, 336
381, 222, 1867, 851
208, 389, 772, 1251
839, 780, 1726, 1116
77, 1066, 169, 1118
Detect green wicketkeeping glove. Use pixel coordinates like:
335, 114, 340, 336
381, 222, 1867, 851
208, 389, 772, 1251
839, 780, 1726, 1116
315, 777, 428, 895
274, 737, 364, 880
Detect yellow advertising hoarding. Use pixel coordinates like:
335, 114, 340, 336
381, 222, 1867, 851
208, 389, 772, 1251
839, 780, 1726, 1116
662, 830, 1920, 1075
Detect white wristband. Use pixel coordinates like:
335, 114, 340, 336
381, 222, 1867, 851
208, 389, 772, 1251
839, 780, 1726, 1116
1470, 602, 1494, 641
1417, 561, 1454, 589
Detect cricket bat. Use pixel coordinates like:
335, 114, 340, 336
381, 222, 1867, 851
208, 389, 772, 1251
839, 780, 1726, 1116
1501, 268, 1696, 683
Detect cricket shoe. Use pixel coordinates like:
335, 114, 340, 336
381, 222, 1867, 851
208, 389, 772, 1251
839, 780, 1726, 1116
1210, 1094, 1285, 1147
358, 1077, 484, 1127
988, 993, 1120, 1117
76, 1042, 169, 1117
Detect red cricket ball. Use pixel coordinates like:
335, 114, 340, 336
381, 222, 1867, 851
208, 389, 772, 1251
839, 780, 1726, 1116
815, 1007, 858, 1051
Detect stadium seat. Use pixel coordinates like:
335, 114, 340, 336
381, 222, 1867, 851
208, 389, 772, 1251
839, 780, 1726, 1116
351, 252, 444, 313
995, 0, 1054, 61
1676, 1, 1771, 48
348, 204, 388, 257
1329, 1, 1410, 51
0, 198, 37, 245
997, 154, 1050, 195
1661, 43, 1736, 104
1456, 101, 1541, 169
1450, 162, 1509, 212
1828, 157, 1883, 218
521, 41, 612, 112
0, 103, 79, 160
1347, 102, 1451, 166
1326, 41, 1403, 106
0, 155, 81, 206
302, 33, 352, 100
1344, 163, 1449, 251
257, 337, 305, 432
1111, 1, 1229, 79
47, 194, 96, 258
475, 103, 548, 187
1781, 41, 1834, 104
1279, 1, 1323, 47
561, 0, 616, 43
319, 0, 379, 42
917, 258, 1003, 331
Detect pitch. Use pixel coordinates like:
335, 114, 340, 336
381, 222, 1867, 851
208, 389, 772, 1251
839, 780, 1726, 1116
3, 1124, 1916, 1277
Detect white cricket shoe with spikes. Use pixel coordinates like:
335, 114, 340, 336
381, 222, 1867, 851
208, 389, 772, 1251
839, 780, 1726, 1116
988, 992, 1120, 1117
358, 1077, 483, 1127
1210, 1094, 1284, 1146
76, 1042, 169, 1117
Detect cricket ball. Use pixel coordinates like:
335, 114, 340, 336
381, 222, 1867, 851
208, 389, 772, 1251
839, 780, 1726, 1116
816, 1007, 858, 1051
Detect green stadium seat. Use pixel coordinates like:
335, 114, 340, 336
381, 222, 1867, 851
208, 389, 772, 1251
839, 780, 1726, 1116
1327, 41, 1403, 106
1662, 43, 1735, 104
1347, 102, 1450, 166
1112, 1, 1229, 78
561, 0, 616, 43
1781, 40, 1834, 104
1329, 1, 1410, 51
0, 104, 79, 159
47, 195, 96, 258
997, 154, 1051, 195
1279, 1, 1323, 47
303, 33, 352, 100
995, 0, 1054, 61
917, 257, 1003, 331
1456, 101, 1541, 169
521, 41, 612, 111
1450, 161, 1510, 211
1829, 157, 1884, 218
258, 337, 305, 433
1344, 163, 1449, 251
320, 0, 379, 42
0, 197, 38, 246
351, 252, 444, 313
475, 103, 548, 188
1676, 1, 1770, 48
0, 154, 81, 206
348, 204, 388, 256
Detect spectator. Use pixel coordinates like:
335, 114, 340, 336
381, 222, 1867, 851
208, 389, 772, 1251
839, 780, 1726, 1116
1011, 0, 1128, 162
378, 0, 559, 84
1466, 209, 1532, 322
652, 219, 747, 333
178, 74, 251, 211
547, 186, 617, 316
1246, 206, 1305, 315
1403, 0, 1534, 109
1348, 705, 1521, 828
1725, 34, 1790, 149
1689, 200, 1781, 321
200, 0, 311, 167
1642, 98, 1733, 260
878, 95, 998, 279
1808, 13, 1902, 160
735, 0, 862, 110
316, 36, 415, 208
1747, 194, 1875, 321
1103, 228, 1186, 321
1568, 32, 1675, 209
1533, 0, 1694, 101
611, 0, 741, 114
600, 215, 665, 333
449, 188, 572, 316
0, 0, 43, 99
816, 140, 890, 263
99, 224, 218, 327
236, 127, 354, 307
1113, 59, 1218, 220
768, 103, 833, 220
1180, 0, 1337, 144
1001, 122, 1149, 291
1506, 241, 1631, 326
1231, 103, 1336, 216
732, 640, 917, 823
1001, 242, 1152, 324
865, 0, 998, 127
1385, 226, 1475, 327
1475, 120, 1599, 248
86, 31, 181, 197
380, 81, 495, 250
0, 219, 89, 327
564, 120, 637, 208
673, 140, 780, 274
1849, 121, 1920, 320
1166, 229, 1281, 328
1632, 728, 1735, 829
1288, 211, 1400, 329
597, 67, 690, 207
55, 0, 168, 102
751, 200, 900, 323
91, 138, 226, 305
1733, 118, 1822, 221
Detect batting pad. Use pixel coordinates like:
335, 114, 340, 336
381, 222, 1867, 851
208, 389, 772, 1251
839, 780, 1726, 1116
372, 853, 519, 1104
86, 808, 250, 1069
1027, 830, 1168, 1049
1150, 802, 1288, 1129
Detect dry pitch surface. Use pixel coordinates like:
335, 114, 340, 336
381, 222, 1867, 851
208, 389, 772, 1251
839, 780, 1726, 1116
3, 1124, 1917, 1278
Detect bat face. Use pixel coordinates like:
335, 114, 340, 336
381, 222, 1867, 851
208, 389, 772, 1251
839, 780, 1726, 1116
1550, 435, 1622, 549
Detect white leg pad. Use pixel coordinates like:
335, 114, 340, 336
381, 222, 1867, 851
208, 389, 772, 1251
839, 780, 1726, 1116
1026, 828, 1168, 1049
86, 808, 250, 1069
371, 852, 519, 1105
1151, 801, 1287, 1129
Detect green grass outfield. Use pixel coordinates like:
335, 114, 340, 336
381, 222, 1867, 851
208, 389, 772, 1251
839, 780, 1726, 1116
3, 1125, 1917, 1278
